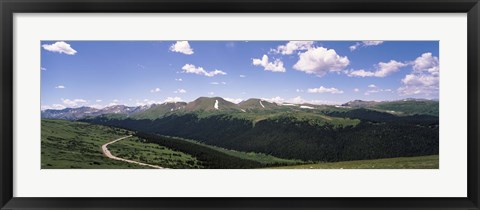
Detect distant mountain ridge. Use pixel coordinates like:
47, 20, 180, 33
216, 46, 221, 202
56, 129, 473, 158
41, 97, 439, 120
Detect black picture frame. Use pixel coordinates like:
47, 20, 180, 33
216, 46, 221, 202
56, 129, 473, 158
1, 0, 479, 209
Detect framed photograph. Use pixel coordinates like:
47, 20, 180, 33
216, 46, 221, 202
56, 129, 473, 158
1, 0, 479, 209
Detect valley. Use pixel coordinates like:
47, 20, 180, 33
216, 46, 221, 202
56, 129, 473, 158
41, 97, 439, 169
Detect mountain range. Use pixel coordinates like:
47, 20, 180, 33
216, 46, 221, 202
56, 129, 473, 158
41, 97, 439, 120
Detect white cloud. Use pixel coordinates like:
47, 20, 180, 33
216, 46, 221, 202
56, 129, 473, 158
354, 88, 360, 92
42, 41, 77, 55
41, 67, 47, 71
182, 64, 226, 77
113, 99, 119, 102
346, 69, 375, 77
349, 44, 359, 51
150, 88, 161, 93
96, 99, 102, 102
137, 64, 146, 69
208, 92, 215, 95
262, 96, 285, 104
293, 47, 349, 77
163, 97, 183, 103
296, 89, 304, 92
61, 98, 87, 107
175, 78, 183, 82
174, 89, 187, 94
307, 86, 344, 94
347, 60, 407, 77
398, 52, 439, 96
252, 55, 286, 72
41, 104, 66, 110
349, 41, 384, 51
365, 85, 393, 95
90, 104, 106, 109
375, 60, 407, 77
363, 41, 384, 46
412, 52, 439, 75
239, 75, 246, 78
55, 85, 65, 89
209, 82, 227, 85
169, 41, 194, 55
271, 41, 314, 55
289, 96, 306, 104
224, 98, 243, 104
134, 99, 160, 106
262, 96, 339, 105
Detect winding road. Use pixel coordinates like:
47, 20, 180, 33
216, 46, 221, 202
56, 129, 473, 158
101, 135, 166, 169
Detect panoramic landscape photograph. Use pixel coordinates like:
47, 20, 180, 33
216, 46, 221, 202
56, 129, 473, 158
41, 40, 439, 169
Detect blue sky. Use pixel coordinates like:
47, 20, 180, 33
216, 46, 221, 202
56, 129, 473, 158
41, 41, 439, 110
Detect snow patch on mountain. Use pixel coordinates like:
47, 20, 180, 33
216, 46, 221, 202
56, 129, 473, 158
300, 105, 314, 109
214, 100, 219, 110
259, 100, 265, 108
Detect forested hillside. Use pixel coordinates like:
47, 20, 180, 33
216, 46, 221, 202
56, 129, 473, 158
82, 108, 438, 162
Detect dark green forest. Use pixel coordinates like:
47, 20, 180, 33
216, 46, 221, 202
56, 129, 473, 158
82, 108, 439, 162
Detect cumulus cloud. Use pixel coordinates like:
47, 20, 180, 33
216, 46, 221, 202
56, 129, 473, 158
181, 64, 227, 77
368, 84, 377, 88
252, 55, 286, 72
350, 41, 384, 51
224, 98, 244, 104
174, 89, 187, 94
42, 41, 77, 55
41, 67, 47, 71
175, 78, 183, 82
412, 52, 439, 75
239, 75, 246, 78
261, 96, 285, 104
55, 85, 65, 89
150, 88, 161, 93
347, 60, 407, 77
61, 98, 87, 107
96, 99, 102, 102
208, 92, 215, 95
307, 86, 344, 94
354, 88, 360, 92
398, 52, 439, 96
293, 47, 349, 77
169, 41, 194, 55
271, 41, 314, 55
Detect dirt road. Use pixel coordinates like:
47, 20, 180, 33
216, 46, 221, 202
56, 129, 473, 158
101, 135, 166, 169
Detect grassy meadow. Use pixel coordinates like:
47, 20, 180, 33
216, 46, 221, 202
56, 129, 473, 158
270, 155, 439, 169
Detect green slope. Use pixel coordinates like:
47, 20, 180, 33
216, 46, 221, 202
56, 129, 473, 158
42, 119, 147, 169
270, 155, 439, 169
41, 119, 199, 169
